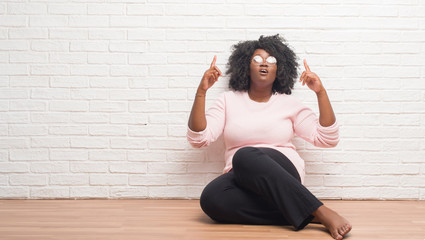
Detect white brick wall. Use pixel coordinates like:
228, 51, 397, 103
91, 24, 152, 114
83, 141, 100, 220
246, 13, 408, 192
0, 0, 424, 200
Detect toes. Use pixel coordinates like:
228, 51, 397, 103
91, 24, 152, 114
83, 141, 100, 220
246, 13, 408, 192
332, 230, 343, 240
338, 224, 352, 236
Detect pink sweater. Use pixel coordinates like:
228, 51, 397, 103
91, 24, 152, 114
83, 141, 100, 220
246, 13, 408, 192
187, 91, 339, 183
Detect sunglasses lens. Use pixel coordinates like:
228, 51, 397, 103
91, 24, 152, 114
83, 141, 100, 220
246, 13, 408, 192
253, 55, 263, 64
266, 56, 277, 64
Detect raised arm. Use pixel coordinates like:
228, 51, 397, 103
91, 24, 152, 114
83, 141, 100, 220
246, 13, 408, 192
299, 59, 336, 127
188, 55, 223, 132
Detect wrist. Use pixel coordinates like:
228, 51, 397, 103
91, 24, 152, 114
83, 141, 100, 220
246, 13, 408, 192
196, 89, 207, 97
315, 87, 326, 96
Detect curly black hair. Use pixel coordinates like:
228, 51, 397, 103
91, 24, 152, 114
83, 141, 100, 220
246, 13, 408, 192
226, 34, 298, 95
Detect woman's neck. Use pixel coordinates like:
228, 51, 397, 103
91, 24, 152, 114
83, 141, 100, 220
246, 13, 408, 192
248, 88, 273, 102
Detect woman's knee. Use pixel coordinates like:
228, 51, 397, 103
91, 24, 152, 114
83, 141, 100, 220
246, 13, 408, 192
233, 147, 259, 171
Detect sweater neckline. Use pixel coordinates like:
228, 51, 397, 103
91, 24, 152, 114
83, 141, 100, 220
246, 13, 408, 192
245, 91, 276, 104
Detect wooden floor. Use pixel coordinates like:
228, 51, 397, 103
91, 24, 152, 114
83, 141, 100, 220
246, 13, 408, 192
0, 200, 424, 240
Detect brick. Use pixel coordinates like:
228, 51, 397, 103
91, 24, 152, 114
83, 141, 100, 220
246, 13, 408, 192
148, 139, 187, 150
110, 16, 148, 27
380, 187, 418, 199
88, 53, 126, 64
71, 89, 108, 100
0, 187, 28, 198
70, 41, 108, 52
0, 40, 28, 51
148, 162, 186, 174
110, 163, 147, 173
9, 125, 47, 136
31, 64, 69, 76
89, 29, 126, 40
89, 125, 127, 136
324, 176, 363, 187
49, 53, 88, 64
110, 90, 147, 100
110, 138, 147, 149
10, 149, 49, 161
187, 162, 224, 173
51, 175, 88, 185
49, 125, 87, 135
127, 151, 166, 162
89, 150, 126, 161
31, 89, 70, 99
9, 28, 48, 39
0, 163, 29, 173
148, 186, 187, 198
8, 3, 46, 14
0, 89, 29, 99
0, 101, 7, 111
0, 138, 29, 149
30, 16, 68, 27
149, 89, 187, 100
31, 162, 69, 173
0, 16, 26, 27
168, 101, 192, 112
129, 101, 168, 113
71, 137, 109, 149
31, 188, 69, 199
31, 40, 68, 52
90, 175, 127, 186
48, 4, 86, 14
0, 150, 6, 161
89, 77, 129, 88
89, 101, 126, 112
10, 175, 46, 186
129, 77, 168, 89
110, 187, 148, 198
50, 149, 88, 161
31, 137, 70, 148
127, 4, 163, 15
110, 41, 147, 53
129, 125, 167, 137
49, 29, 88, 40
70, 162, 108, 173
128, 53, 167, 65
71, 65, 109, 76
166, 151, 204, 162
110, 66, 147, 77
70, 187, 109, 198
10, 76, 49, 87
149, 113, 189, 124
10, 100, 47, 111
128, 29, 166, 40
71, 113, 109, 123
110, 113, 148, 124
168, 174, 205, 185
49, 100, 88, 112
69, 16, 109, 27
129, 174, 167, 186
31, 113, 70, 123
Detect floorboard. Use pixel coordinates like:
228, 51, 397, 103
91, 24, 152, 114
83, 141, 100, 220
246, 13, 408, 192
0, 199, 424, 240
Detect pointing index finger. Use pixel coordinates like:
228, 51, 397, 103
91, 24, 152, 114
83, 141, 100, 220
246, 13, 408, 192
303, 59, 311, 72
210, 55, 217, 69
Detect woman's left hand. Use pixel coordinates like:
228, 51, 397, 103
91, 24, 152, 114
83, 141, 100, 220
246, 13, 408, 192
299, 59, 325, 94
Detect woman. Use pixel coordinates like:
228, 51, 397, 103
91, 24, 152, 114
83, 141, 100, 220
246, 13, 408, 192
187, 35, 352, 240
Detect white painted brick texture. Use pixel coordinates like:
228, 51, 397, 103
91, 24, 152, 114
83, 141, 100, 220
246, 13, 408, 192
0, 1, 424, 200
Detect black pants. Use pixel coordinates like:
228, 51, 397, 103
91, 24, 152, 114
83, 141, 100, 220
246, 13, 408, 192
200, 147, 323, 230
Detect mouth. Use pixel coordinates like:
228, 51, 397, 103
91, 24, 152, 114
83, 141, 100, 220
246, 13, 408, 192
259, 69, 268, 75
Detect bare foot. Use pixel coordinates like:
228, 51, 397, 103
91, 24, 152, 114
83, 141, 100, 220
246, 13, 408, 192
312, 205, 352, 240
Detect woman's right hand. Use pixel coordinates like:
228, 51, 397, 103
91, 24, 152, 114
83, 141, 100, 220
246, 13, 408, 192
198, 55, 222, 94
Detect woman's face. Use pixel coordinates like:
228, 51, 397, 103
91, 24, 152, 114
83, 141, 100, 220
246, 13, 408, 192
249, 49, 277, 89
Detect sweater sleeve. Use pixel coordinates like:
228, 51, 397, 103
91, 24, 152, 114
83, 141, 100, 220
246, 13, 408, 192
186, 93, 226, 148
292, 104, 340, 148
